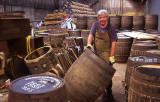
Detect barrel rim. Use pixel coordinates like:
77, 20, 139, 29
24, 46, 53, 63
9, 74, 64, 95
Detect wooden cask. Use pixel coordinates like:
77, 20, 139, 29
128, 65, 160, 102
64, 49, 116, 102
115, 36, 133, 63
133, 16, 145, 30
24, 46, 57, 74
125, 56, 160, 92
8, 74, 67, 102
121, 16, 133, 30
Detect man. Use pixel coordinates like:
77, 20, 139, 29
61, 12, 76, 29
87, 9, 117, 102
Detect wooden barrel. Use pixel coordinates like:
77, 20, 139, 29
6, 56, 30, 79
76, 16, 87, 29
128, 65, 160, 102
115, 36, 133, 63
68, 29, 81, 37
64, 49, 116, 102
109, 16, 121, 30
125, 56, 160, 92
87, 16, 97, 29
0, 52, 5, 76
130, 43, 158, 57
8, 74, 67, 102
50, 33, 68, 48
121, 16, 133, 30
24, 46, 57, 74
81, 30, 90, 46
144, 49, 160, 59
133, 16, 145, 30
157, 38, 160, 49
145, 15, 158, 32
64, 37, 84, 55
133, 39, 156, 44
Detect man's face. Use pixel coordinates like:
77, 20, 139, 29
98, 13, 108, 28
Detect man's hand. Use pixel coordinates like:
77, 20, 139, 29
109, 56, 115, 65
86, 44, 93, 49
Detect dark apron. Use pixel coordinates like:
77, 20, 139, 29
94, 31, 111, 63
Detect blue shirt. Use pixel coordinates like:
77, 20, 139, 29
90, 21, 118, 42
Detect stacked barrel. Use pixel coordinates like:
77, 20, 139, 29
124, 37, 160, 101
115, 33, 133, 63
108, 14, 158, 32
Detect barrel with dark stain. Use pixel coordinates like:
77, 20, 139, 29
121, 16, 133, 30
115, 36, 133, 63
64, 49, 116, 102
8, 74, 67, 102
109, 16, 121, 30
128, 65, 160, 102
87, 16, 97, 29
24, 46, 57, 74
125, 56, 160, 93
145, 15, 158, 32
130, 43, 158, 57
133, 16, 145, 30
81, 30, 90, 46
76, 16, 87, 29
68, 29, 81, 37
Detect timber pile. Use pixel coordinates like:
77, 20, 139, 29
64, 1, 96, 17
0, 11, 25, 19
39, 12, 68, 34
40, 13, 65, 30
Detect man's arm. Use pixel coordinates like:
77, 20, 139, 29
110, 41, 116, 56
87, 34, 94, 45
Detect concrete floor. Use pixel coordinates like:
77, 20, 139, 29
0, 63, 127, 102
112, 63, 127, 102
95, 63, 127, 102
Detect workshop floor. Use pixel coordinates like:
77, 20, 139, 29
96, 63, 127, 102
0, 63, 127, 102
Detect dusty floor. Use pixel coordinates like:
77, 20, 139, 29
112, 63, 127, 102
0, 63, 127, 102
95, 63, 127, 102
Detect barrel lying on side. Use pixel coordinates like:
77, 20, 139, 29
64, 49, 116, 102
128, 65, 160, 102
8, 74, 67, 102
24, 46, 57, 74
130, 43, 157, 57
